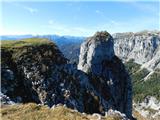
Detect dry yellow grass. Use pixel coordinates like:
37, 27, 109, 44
1, 103, 122, 120
133, 109, 147, 120
1, 38, 53, 48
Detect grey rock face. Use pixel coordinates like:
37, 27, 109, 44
0, 92, 15, 105
78, 31, 132, 118
142, 46, 160, 70
78, 31, 115, 75
113, 31, 160, 70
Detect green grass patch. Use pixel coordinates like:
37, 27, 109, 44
125, 59, 141, 75
133, 72, 160, 102
132, 68, 149, 83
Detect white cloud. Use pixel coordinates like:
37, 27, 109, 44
23, 6, 38, 14
95, 10, 104, 17
9, 2, 38, 14
110, 20, 120, 26
41, 20, 96, 36
41, 16, 159, 36
95, 10, 100, 14
48, 20, 54, 25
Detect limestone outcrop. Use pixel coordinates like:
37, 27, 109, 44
78, 31, 132, 118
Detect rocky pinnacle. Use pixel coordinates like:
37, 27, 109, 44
78, 31, 132, 118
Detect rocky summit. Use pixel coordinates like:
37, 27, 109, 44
78, 31, 132, 118
78, 31, 115, 75
1, 33, 132, 119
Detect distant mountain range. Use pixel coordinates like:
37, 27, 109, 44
1, 35, 34, 40
0, 35, 85, 46
2, 31, 159, 70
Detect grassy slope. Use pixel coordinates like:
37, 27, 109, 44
1, 38, 57, 64
1, 103, 122, 120
125, 60, 160, 102
1, 38, 53, 48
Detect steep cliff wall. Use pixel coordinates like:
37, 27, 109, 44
113, 31, 160, 70
78, 31, 132, 118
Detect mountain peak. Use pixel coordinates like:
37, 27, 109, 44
78, 32, 132, 118
78, 31, 115, 74
94, 31, 110, 38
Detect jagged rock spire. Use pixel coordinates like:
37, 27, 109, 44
78, 31, 132, 118
78, 31, 115, 75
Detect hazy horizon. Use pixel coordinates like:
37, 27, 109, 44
0, 29, 159, 38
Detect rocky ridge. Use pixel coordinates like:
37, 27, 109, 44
78, 31, 132, 118
113, 31, 160, 70
1, 33, 132, 119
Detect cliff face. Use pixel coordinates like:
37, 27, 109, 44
142, 45, 160, 70
78, 32, 115, 74
1, 36, 132, 119
78, 31, 132, 118
1, 38, 108, 114
113, 31, 160, 70
1, 39, 67, 104
113, 31, 160, 120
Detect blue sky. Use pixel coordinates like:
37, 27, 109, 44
1, 0, 160, 36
